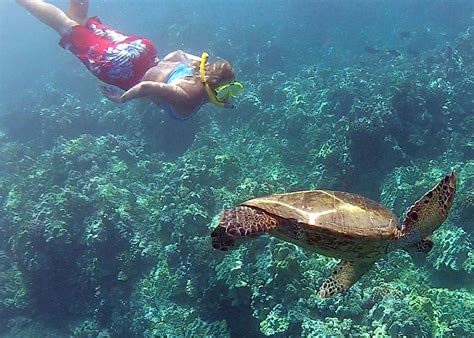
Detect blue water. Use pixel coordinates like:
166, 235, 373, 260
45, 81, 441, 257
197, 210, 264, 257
2, 1, 471, 104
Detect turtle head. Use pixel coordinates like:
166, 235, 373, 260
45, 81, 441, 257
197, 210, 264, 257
211, 206, 278, 251
211, 208, 249, 251
400, 171, 457, 243
211, 224, 240, 251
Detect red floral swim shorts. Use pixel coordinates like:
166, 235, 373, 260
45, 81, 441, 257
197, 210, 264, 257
59, 17, 158, 90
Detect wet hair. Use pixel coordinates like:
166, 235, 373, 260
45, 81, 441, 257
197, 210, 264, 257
195, 59, 235, 89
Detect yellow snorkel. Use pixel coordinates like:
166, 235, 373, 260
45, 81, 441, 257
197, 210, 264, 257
200, 52, 244, 108
200, 52, 225, 108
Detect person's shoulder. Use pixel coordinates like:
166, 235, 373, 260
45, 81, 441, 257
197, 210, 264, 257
164, 50, 201, 62
163, 50, 186, 61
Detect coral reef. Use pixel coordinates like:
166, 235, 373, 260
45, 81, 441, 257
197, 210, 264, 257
429, 226, 471, 272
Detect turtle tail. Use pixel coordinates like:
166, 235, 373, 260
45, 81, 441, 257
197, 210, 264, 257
211, 206, 278, 251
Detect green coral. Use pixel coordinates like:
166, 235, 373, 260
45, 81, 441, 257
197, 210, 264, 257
429, 225, 472, 272
428, 288, 474, 335
301, 317, 359, 337
215, 249, 249, 288
463, 251, 474, 274
0, 251, 28, 332
260, 304, 289, 336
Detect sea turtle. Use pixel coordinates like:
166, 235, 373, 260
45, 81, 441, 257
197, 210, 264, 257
211, 171, 457, 298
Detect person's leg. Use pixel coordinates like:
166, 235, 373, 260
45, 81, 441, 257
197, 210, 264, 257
67, 0, 89, 26
16, 0, 77, 36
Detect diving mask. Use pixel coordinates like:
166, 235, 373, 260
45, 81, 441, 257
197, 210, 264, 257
215, 81, 244, 102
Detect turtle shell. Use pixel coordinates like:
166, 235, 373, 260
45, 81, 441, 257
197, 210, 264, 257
242, 190, 399, 239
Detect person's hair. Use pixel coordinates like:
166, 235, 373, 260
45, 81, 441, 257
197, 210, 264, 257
194, 59, 235, 89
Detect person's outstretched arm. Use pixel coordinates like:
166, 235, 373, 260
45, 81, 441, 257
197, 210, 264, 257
100, 82, 189, 104
123, 82, 190, 103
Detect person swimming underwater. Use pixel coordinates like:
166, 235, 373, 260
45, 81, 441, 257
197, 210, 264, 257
16, 0, 244, 120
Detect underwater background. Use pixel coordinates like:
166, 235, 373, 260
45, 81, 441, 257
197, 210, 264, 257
0, 0, 473, 336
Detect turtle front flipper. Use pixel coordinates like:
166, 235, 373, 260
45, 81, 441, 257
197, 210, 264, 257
211, 206, 278, 251
319, 260, 375, 298
404, 236, 434, 266
405, 236, 434, 254
401, 171, 457, 245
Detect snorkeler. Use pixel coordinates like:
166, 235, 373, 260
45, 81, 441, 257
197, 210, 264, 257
16, 0, 244, 120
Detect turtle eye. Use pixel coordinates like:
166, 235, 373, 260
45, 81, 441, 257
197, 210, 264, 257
409, 211, 418, 221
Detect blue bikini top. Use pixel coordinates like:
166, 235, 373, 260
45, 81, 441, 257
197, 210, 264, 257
166, 63, 194, 84
162, 64, 201, 120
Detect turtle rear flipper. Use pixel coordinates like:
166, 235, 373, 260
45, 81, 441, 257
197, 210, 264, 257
402, 171, 456, 242
211, 206, 278, 251
319, 260, 375, 298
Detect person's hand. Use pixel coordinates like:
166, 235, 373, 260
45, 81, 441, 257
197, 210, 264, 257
100, 85, 124, 103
